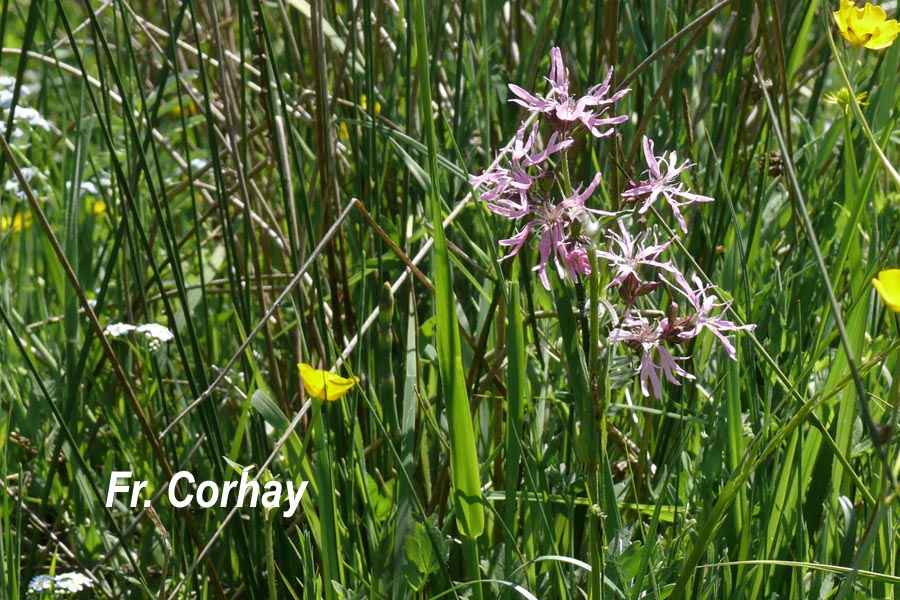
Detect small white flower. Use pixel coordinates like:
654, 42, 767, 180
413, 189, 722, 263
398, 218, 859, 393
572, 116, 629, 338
0, 75, 30, 94
81, 181, 99, 196
137, 323, 175, 344
105, 322, 174, 350
14, 106, 51, 131
27, 574, 54, 593
0, 83, 32, 109
65, 180, 101, 197
104, 322, 137, 337
17, 167, 40, 183
0, 106, 52, 140
0, 121, 23, 140
54, 571, 93, 592
4, 167, 46, 200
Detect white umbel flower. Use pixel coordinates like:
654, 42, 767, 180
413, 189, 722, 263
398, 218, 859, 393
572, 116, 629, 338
137, 323, 175, 350
103, 322, 136, 337
104, 322, 174, 350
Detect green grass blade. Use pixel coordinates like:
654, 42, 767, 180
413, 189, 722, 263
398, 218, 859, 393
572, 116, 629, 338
504, 282, 526, 573
411, 0, 483, 542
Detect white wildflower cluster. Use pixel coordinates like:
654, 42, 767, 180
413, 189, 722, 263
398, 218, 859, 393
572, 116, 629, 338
6, 106, 52, 131
27, 572, 93, 597
65, 180, 100, 197
104, 322, 175, 351
138, 323, 175, 349
4, 166, 46, 200
0, 75, 53, 141
0, 75, 28, 103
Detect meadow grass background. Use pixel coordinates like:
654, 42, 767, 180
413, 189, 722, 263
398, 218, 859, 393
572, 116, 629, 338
2, 0, 900, 598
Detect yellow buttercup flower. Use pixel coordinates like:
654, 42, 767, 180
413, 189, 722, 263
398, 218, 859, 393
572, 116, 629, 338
92, 200, 108, 217
1, 212, 33, 233
833, 0, 900, 50
298, 362, 358, 401
873, 269, 900, 312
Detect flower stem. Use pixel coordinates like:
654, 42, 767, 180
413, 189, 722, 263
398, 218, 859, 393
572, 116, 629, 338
588, 242, 608, 600
265, 508, 277, 599
828, 26, 900, 189
560, 144, 574, 197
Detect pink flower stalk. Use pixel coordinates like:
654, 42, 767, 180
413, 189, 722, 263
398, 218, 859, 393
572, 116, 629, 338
470, 122, 572, 219
508, 47, 629, 138
668, 276, 756, 359
622, 136, 713, 233
499, 173, 611, 290
610, 313, 695, 398
597, 220, 687, 291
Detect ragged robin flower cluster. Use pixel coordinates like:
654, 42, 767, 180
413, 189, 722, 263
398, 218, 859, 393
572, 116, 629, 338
470, 47, 755, 398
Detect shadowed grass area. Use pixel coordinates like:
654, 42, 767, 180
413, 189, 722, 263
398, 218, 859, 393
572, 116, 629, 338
2, 0, 900, 598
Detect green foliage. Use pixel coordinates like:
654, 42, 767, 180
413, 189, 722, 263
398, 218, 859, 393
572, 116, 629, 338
3, 0, 900, 599
403, 516, 450, 592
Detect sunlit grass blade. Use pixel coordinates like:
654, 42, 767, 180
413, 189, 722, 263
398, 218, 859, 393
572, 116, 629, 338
412, 0, 483, 543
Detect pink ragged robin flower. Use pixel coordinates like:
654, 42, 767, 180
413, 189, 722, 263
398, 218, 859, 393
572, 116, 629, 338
597, 219, 688, 295
508, 47, 629, 138
622, 136, 713, 233
610, 312, 695, 398
470, 122, 572, 219
667, 275, 756, 359
499, 173, 612, 290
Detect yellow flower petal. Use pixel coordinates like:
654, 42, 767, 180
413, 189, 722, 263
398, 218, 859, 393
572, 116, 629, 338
833, 1, 900, 49
872, 269, 900, 312
172, 101, 197, 117
1, 212, 32, 233
298, 362, 358, 401
360, 94, 382, 115
92, 200, 108, 216
868, 18, 900, 49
